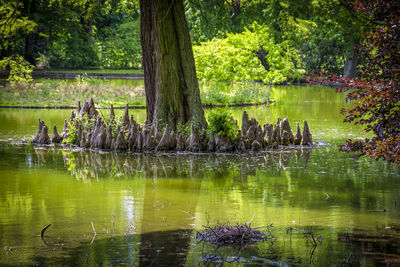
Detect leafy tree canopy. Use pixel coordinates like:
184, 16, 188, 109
0, 0, 37, 82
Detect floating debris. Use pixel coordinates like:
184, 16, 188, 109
196, 224, 267, 246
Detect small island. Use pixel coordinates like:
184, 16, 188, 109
32, 98, 313, 153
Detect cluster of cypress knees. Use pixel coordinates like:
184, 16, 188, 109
32, 98, 313, 152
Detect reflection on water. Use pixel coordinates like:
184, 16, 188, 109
43, 148, 313, 181
1, 85, 400, 265
1, 142, 400, 265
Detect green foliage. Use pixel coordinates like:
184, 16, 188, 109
193, 23, 304, 84
0, 55, 34, 83
177, 122, 191, 138
97, 18, 142, 69
207, 110, 238, 140
47, 30, 100, 68
185, 0, 270, 44
0, 1, 37, 40
63, 121, 77, 145
300, 30, 347, 75
188, 0, 364, 76
0, 0, 37, 82
63, 114, 93, 145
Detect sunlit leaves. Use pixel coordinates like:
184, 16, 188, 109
0, 1, 37, 82
194, 23, 303, 84
0, 55, 34, 83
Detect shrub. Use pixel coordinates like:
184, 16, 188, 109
207, 110, 238, 140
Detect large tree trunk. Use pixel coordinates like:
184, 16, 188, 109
140, 0, 207, 130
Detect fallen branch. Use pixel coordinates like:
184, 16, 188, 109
91, 221, 97, 235
91, 221, 97, 244
40, 223, 51, 237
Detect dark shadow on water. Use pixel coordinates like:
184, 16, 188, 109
338, 224, 400, 266
33, 230, 193, 266
31, 226, 400, 266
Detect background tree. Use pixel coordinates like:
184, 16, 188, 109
140, 0, 207, 129
306, 0, 400, 163
337, 0, 400, 163
0, 0, 36, 82
186, 0, 364, 82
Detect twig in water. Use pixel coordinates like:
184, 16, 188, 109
309, 245, 316, 264
247, 214, 256, 226
91, 221, 97, 244
91, 221, 97, 235
41, 224, 51, 237
196, 230, 206, 240
252, 225, 268, 229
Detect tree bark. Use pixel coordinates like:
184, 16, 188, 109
140, 0, 207, 130
343, 46, 358, 78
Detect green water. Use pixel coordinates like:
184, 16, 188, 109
1, 85, 400, 266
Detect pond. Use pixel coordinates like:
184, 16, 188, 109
1, 85, 400, 266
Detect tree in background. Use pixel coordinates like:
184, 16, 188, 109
96, 13, 141, 69
0, 0, 142, 76
1, 0, 365, 82
186, 0, 364, 82
329, 1, 400, 163
193, 23, 303, 84
0, 0, 36, 82
185, 0, 270, 44
42, 0, 141, 69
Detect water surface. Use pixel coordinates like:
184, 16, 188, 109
0, 85, 399, 266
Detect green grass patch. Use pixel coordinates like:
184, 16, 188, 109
200, 81, 271, 105
0, 76, 146, 107
35, 69, 143, 74
0, 78, 271, 108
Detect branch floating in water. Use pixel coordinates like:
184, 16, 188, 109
41, 224, 51, 238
